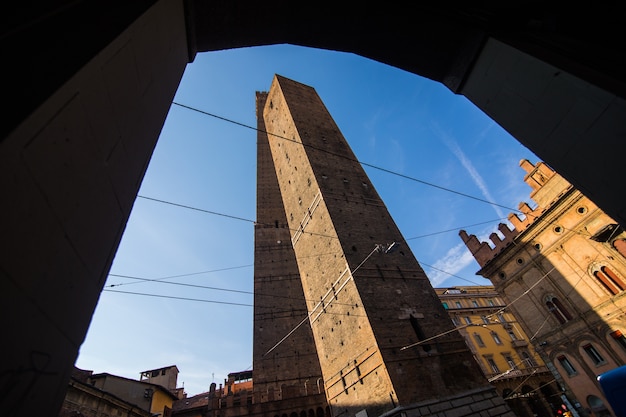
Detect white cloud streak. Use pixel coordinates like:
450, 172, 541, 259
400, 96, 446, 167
434, 126, 506, 220
426, 243, 478, 287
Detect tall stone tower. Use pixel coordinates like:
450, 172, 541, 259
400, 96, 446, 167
253, 90, 328, 409
254, 75, 514, 417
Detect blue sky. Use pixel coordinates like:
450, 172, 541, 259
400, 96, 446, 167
75, 44, 539, 396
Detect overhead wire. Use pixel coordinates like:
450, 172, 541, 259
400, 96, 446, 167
106, 103, 578, 366
103, 289, 253, 307
400, 266, 556, 351
262, 243, 387, 357
107, 265, 253, 287
107, 271, 365, 309
171, 101, 590, 240
137, 194, 340, 241
172, 102, 526, 216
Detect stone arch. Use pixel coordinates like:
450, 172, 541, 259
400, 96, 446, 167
605, 327, 626, 362
521, 385, 550, 417
3, 4, 625, 417
587, 394, 612, 417
539, 381, 562, 412
502, 388, 527, 417
544, 294, 573, 324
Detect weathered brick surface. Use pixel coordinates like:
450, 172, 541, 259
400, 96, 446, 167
255, 75, 513, 417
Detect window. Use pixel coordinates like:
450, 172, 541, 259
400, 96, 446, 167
546, 296, 573, 324
593, 265, 626, 295
491, 332, 502, 345
487, 299, 495, 306
455, 301, 462, 308
521, 351, 537, 367
451, 316, 460, 326
497, 313, 506, 324
409, 314, 431, 352
508, 331, 517, 341
557, 355, 577, 376
610, 330, 626, 350
472, 300, 479, 307
583, 344, 606, 365
464, 316, 472, 325
481, 316, 490, 324
474, 333, 485, 347
486, 358, 500, 373
442, 302, 449, 309
504, 355, 517, 370
614, 239, 626, 258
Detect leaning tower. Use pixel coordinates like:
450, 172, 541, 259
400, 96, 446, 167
253, 74, 514, 417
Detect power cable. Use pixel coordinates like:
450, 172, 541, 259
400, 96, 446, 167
171, 101, 591, 240
137, 195, 339, 241
404, 218, 506, 241
107, 271, 363, 308
262, 243, 394, 357
122, 196, 501, 288
400, 266, 555, 351
172, 102, 525, 216
103, 289, 253, 307
107, 265, 252, 287
417, 260, 485, 286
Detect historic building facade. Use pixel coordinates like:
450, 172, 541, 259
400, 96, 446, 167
435, 285, 563, 416
460, 160, 626, 417
59, 367, 179, 417
59, 368, 153, 417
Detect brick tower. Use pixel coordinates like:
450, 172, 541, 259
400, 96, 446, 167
253, 90, 328, 412
254, 75, 514, 417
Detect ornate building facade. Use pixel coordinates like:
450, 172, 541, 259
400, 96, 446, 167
435, 285, 562, 416
460, 160, 626, 417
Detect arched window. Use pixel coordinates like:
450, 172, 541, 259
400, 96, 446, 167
582, 343, 606, 365
596, 265, 626, 295
592, 265, 626, 295
587, 395, 611, 417
613, 239, 626, 258
546, 296, 572, 324
557, 355, 577, 376
610, 329, 626, 351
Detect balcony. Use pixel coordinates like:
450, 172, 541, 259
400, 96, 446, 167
487, 366, 549, 382
511, 339, 528, 348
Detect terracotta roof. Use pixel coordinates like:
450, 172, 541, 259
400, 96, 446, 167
172, 391, 211, 412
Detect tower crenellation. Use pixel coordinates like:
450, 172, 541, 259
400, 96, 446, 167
460, 159, 568, 268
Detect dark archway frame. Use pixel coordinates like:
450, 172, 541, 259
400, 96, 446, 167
1, 2, 624, 416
